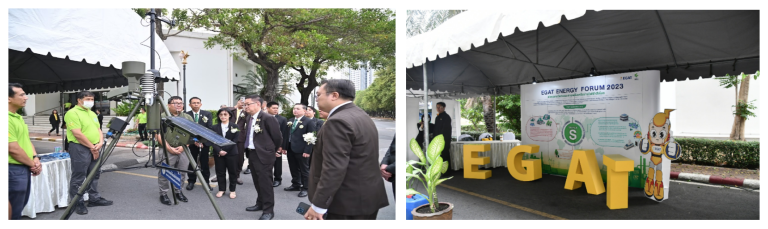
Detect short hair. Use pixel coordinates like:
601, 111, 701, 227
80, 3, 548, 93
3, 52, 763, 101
168, 95, 183, 104
294, 103, 307, 110
436, 102, 446, 108
216, 108, 234, 119
9, 83, 23, 97
189, 97, 201, 103
76, 91, 95, 99
267, 101, 279, 108
320, 79, 355, 100
245, 94, 263, 105
306, 106, 316, 112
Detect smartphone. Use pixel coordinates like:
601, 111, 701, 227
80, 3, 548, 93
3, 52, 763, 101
296, 202, 327, 219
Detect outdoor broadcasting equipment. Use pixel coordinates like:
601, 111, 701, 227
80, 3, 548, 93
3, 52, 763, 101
61, 8, 228, 220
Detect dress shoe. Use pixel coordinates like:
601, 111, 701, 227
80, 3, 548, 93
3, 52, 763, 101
259, 213, 274, 220
244, 168, 251, 174
87, 197, 114, 207
75, 202, 88, 215
175, 192, 189, 202
284, 185, 301, 191
48, 132, 51, 136
298, 190, 308, 197
186, 183, 195, 190
160, 194, 172, 205
272, 180, 281, 187
211, 177, 218, 182
236, 178, 244, 185
246, 204, 264, 211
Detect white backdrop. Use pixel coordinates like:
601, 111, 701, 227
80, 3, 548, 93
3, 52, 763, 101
405, 97, 460, 161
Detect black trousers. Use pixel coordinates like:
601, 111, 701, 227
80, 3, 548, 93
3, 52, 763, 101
326, 209, 379, 220
49, 122, 59, 134
247, 150, 274, 214
187, 143, 210, 185
274, 153, 283, 181
214, 153, 238, 192
286, 144, 309, 190
138, 124, 147, 140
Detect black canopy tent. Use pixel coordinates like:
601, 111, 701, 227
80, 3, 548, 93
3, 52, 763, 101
406, 10, 759, 96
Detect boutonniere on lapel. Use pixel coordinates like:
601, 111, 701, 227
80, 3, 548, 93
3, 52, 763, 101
299, 124, 304, 129
231, 127, 239, 133
252, 119, 262, 134
202, 116, 209, 123
287, 121, 293, 126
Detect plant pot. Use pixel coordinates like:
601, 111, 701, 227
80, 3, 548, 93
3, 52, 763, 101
412, 202, 453, 220
208, 157, 215, 168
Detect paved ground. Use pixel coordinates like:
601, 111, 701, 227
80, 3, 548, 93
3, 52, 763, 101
24, 118, 396, 220
410, 167, 759, 220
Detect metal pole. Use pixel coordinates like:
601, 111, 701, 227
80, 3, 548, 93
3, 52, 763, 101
149, 8, 156, 70
183, 64, 186, 112
423, 62, 430, 166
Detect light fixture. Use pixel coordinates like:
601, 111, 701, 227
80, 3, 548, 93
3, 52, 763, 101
589, 67, 598, 76
532, 77, 537, 84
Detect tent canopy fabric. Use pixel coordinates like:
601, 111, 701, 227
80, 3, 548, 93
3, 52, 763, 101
405, 10, 759, 96
9, 8, 180, 94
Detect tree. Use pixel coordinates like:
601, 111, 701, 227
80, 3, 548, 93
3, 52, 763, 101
716, 71, 760, 141
459, 98, 483, 131
407, 10, 465, 38
496, 94, 522, 135
235, 66, 296, 109
289, 9, 395, 105
187, 9, 394, 104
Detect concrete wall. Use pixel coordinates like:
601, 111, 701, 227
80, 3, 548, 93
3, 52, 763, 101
164, 31, 236, 111
661, 76, 760, 140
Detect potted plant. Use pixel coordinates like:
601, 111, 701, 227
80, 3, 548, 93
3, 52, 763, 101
406, 134, 454, 220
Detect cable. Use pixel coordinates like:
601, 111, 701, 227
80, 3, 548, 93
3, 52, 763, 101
139, 35, 163, 71
131, 138, 149, 158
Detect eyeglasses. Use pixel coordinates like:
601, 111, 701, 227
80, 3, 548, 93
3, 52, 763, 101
170, 102, 184, 105
244, 102, 258, 107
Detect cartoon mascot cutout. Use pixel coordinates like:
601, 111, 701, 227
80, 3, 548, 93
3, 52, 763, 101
639, 109, 682, 202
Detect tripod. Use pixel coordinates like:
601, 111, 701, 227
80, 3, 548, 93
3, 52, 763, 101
60, 94, 226, 220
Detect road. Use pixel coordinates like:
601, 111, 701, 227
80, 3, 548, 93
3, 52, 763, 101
24, 118, 396, 220
411, 167, 759, 220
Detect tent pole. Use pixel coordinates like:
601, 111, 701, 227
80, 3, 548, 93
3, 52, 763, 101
423, 62, 430, 166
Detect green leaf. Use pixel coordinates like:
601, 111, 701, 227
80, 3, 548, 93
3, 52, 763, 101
406, 164, 413, 174
410, 138, 427, 164
429, 157, 443, 180
435, 176, 453, 186
408, 160, 425, 167
406, 189, 423, 196
441, 161, 449, 174
427, 134, 446, 164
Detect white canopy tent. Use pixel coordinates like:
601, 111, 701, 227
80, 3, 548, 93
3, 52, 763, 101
9, 8, 180, 94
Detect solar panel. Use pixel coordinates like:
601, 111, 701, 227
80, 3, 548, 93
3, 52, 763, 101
164, 116, 236, 147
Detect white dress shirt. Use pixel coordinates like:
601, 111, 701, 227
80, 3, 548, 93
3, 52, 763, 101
220, 123, 229, 137
310, 100, 352, 214
247, 112, 259, 149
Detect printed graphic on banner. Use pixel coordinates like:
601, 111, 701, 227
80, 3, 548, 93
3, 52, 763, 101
160, 162, 183, 189
638, 109, 682, 202
521, 70, 673, 196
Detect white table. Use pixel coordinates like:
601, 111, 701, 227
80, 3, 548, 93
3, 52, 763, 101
22, 157, 71, 218
449, 141, 521, 171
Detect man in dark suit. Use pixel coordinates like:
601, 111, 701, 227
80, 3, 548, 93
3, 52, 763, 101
306, 106, 324, 130
266, 101, 288, 187
233, 99, 247, 184
185, 97, 214, 191
380, 134, 396, 198
433, 102, 452, 165
95, 109, 104, 129
284, 103, 316, 197
240, 95, 282, 220
305, 79, 388, 220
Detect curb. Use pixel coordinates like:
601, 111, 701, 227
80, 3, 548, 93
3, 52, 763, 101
670, 171, 759, 189
102, 156, 150, 172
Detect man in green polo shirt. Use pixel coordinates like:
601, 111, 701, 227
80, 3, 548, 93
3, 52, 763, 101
134, 107, 148, 141
156, 96, 195, 205
8, 83, 41, 220
65, 91, 113, 215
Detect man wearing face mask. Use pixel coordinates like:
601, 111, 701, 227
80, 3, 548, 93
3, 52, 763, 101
64, 91, 112, 215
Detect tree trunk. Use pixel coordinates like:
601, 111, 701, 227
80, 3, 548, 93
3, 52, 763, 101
735, 75, 750, 141
482, 96, 496, 135
261, 66, 280, 103
293, 59, 322, 106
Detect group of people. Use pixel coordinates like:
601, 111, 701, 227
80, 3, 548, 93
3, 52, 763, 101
8, 78, 393, 220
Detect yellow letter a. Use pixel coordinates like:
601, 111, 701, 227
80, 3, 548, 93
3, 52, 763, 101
564, 149, 605, 195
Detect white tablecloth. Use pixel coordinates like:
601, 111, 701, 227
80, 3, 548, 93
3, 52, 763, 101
22, 157, 71, 218
449, 141, 521, 171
